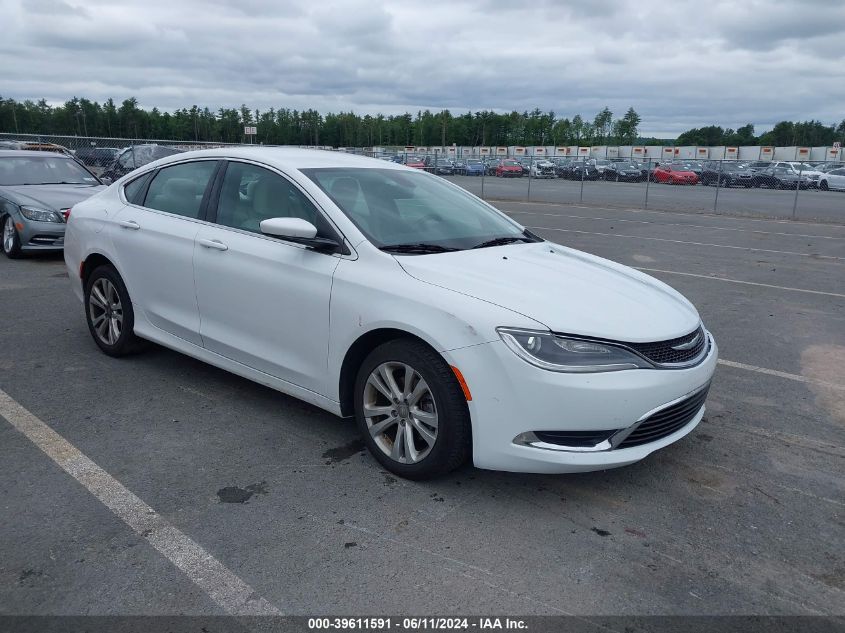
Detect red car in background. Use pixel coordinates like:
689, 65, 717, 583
495, 159, 524, 178
654, 163, 699, 185
404, 156, 427, 170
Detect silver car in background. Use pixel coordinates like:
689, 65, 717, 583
0, 150, 105, 258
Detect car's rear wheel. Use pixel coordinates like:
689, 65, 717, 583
354, 339, 471, 480
84, 265, 146, 357
2, 215, 23, 259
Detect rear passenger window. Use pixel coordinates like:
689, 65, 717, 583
123, 172, 152, 205
143, 161, 217, 219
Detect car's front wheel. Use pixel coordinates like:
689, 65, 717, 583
84, 265, 146, 356
2, 215, 22, 259
354, 339, 471, 480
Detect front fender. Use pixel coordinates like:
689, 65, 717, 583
326, 253, 544, 402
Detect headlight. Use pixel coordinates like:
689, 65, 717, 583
20, 206, 62, 223
497, 327, 653, 372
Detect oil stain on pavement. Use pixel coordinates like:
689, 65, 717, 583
216, 481, 269, 504
322, 438, 365, 463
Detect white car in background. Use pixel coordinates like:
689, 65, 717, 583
64, 148, 717, 479
777, 162, 825, 187
529, 159, 557, 178
818, 166, 845, 191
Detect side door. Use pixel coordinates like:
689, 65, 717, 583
193, 160, 344, 395
758, 167, 776, 187
830, 168, 845, 190
110, 159, 220, 346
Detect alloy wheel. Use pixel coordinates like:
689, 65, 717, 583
3, 217, 15, 253
88, 278, 123, 346
363, 361, 438, 464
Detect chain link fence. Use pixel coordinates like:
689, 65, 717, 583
367, 150, 845, 224
2, 133, 843, 223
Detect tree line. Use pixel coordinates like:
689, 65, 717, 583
1, 96, 843, 147
675, 121, 845, 147
0, 97, 645, 147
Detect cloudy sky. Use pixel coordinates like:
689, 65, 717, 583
1, 0, 843, 136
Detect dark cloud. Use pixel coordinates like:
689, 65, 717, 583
0, 0, 843, 137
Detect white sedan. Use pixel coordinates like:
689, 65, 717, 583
64, 148, 717, 479
819, 166, 845, 191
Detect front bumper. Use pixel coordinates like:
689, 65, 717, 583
19, 219, 66, 252
446, 331, 718, 473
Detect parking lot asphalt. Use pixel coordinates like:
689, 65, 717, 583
445, 175, 845, 224
1, 202, 843, 616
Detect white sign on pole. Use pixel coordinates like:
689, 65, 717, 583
834, 142, 842, 149
244, 126, 257, 135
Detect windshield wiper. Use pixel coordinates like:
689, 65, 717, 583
380, 243, 461, 254
31, 181, 89, 185
472, 235, 536, 249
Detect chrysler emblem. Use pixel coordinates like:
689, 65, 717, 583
671, 332, 701, 351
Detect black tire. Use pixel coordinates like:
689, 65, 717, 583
84, 265, 146, 357
820, 180, 829, 191
353, 338, 472, 480
2, 215, 23, 259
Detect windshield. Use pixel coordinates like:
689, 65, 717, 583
303, 167, 531, 251
0, 156, 99, 186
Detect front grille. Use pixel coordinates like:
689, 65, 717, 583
627, 326, 707, 366
534, 429, 619, 448
616, 384, 710, 449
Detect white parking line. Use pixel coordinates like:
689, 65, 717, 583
717, 360, 845, 392
508, 210, 845, 241
0, 389, 283, 616
633, 267, 845, 299
527, 226, 845, 261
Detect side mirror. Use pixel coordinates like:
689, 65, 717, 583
259, 217, 341, 252
100, 176, 113, 186
260, 217, 317, 239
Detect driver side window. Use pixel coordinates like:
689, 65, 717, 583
215, 162, 321, 235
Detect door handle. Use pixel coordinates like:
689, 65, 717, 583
118, 220, 140, 230
199, 238, 228, 251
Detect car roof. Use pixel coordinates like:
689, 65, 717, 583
0, 149, 75, 158
120, 146, 414, 173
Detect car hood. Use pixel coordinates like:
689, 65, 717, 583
397, 242, 700, 342
0, 184, 106, 211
